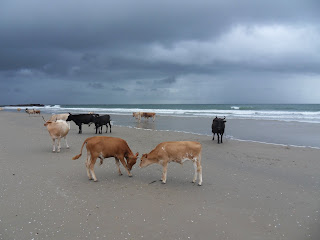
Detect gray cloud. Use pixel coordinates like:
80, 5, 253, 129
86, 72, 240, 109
0, 0, 320, 104
88, 82, 104, 89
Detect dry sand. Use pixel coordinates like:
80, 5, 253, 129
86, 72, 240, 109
0, 111, 319, 240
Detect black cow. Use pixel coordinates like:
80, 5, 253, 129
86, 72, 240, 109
93, 114, 112, 134
66, 113, 99, 134
211, 116, 226, 144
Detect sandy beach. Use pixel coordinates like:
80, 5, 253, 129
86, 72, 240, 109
0, 111, 319, 240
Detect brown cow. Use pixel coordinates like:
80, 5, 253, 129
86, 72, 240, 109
141, 112, 156, 121
34, 109, 41, 115
72, 136, 139, 181
140, 141, 202, 185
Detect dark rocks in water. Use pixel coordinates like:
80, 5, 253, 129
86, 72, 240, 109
7, 104, 45, 107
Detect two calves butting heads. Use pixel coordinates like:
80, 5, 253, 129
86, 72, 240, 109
212, 116, 227, 144
72, 137, 202, 186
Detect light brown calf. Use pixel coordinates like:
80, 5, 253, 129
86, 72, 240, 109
44, 120, 70, 152
72, 136, 139, 182
140, 141, 203, 185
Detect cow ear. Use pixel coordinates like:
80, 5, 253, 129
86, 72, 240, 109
135, 152, 139, 157
224, 120, 227, 122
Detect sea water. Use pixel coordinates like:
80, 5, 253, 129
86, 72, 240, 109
4, 104, 320, 148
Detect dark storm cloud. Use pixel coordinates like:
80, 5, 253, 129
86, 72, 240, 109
1, 0, 320, 104
88, 82, 104, 89
112, 86, 126, 92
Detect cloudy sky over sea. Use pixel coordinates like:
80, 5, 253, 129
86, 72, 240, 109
1, 0, 319, 105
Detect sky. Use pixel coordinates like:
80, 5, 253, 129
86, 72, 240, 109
1, 0, 320, 105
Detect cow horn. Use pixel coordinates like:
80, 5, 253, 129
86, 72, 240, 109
42, 116, 46, 122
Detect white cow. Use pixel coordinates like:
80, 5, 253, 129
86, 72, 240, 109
44, 120, 70, 152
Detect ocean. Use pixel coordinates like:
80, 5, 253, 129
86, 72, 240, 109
3, 104, 320, 148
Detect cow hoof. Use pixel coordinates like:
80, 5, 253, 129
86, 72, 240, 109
128, 175, 133, 178
94, 179, 98, 182
198, 183, 202, 186
161, 181, 166, 184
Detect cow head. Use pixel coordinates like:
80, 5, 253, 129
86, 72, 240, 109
66, 114, 73, 121
126, 152, 139, 170
212, 117, 226, 131
139, 153, 153, 168
44, 121, 53, 127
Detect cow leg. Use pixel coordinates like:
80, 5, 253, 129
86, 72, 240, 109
99, 126, 102, 134
78, 124, 82, 134
218, 134, 220, 144
114, 158, 122, 175
221, 134, 223, 143
64, 137, 69, 149
197, 155, 202, 186
89, 155, 98, 182
192, 161, 198, 184
118, 157, 132, 177
86, 153, 92, 180
212, 133, 215, 141
109, 122, 112, 133
52, 138, 56, 152
161, 162, 168, 184
57, 137, 61, 152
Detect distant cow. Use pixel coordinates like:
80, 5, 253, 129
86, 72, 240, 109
17, 108, 21, 111
133, 112, 156, 122
34, 109, 41, 115
211, 116, 226, 144
133, 112, 142, 122
44, 119, 70, 152
92, 114, 112, 134
66, 113, 99, 134
25, 108, 35, 116
140, 141, 203, 185
72, 136, 139, 181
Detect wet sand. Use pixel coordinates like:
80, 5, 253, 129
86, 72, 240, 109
0, 111, 320, 240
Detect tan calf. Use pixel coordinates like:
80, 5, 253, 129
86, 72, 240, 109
72, 136, 139, 182
44, 120, 70, 152
140, 141, 202, 185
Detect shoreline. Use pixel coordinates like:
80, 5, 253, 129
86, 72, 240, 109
1, 111, 320, 239
4, 110, 320, 148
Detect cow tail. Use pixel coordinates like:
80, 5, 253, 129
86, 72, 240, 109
72, 139, 88, 160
